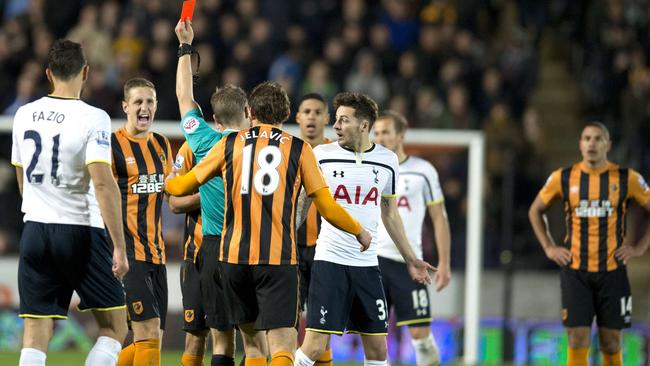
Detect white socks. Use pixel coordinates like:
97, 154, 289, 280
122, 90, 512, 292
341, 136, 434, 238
84, 336, 122, 366
19, 348, 46, 366
364, 359, 388, 366
295, 348, 316, 366
411, 334, 440, 366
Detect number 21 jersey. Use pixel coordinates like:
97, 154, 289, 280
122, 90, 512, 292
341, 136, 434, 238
11, 96, 111, 227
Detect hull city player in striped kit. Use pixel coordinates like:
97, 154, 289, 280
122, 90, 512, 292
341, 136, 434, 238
374, 111, 451, 366
12, 39, 128, 366
166, 81, 372, 366
113, 78, 173, 366
529, 122, 650, 366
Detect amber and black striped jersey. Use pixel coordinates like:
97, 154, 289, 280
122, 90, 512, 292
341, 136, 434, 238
539, 162, 650, 272
192, 124, 328, 265
174, 142, 203, 262
111, 127, 172, 265
296, 138, 331, 248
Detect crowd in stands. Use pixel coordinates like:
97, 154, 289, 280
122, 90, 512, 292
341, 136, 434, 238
0, 0, 550, 268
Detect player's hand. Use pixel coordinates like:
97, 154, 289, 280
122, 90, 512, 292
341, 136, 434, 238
407, 259, 436, 285
175, 18, 194, 45
615, 244, 644, 264
356, 227, 372, 252
434, 264, 451, 292
112, 250, 129, 280
544, 245, 571, 266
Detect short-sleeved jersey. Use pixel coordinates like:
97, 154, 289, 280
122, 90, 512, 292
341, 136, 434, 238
296, 138, 332, 248
180, 108, 230, 236
174, 142, 203, 262
377, 156, 445, 262
11, 96, 110, 228
111, 127, 172, 265
314, 142, 400, 267
192, 124, 328, 265
538, 162, 650, 272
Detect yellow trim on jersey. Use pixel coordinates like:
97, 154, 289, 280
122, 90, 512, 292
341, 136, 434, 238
86, 160, 112, 166
426, 199, 444, 206
396, 318, 433, 327
19, 314, 67, 320
76, 305, 127, 313
306, 328, 344, 335
11, 161, 23, 167
346, 330, 388, 336
381, 194, 397, 198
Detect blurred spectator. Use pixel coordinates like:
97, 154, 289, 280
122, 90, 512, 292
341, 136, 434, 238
345, 49, 389, 106
382, 0, 420, 52
3, 72, 37, 115
301, 60, 337, 105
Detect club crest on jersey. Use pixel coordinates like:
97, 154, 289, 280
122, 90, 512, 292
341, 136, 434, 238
132, 301, 143, 315
159, 153, 167, 164
174, 155, 185, 170
372, 168, 379, 183
320, 306, 328, 324
334, 185, 379, 205
183, 117, 199, 134
333, 170, 344, 178
184, 309, 195, 323
96, 131, 110, 147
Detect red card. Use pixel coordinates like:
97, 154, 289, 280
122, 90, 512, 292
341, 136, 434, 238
180, 0, 196, 21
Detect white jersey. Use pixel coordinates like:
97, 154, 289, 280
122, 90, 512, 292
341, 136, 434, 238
314, 142, 399, 266
377, 155, 444, 262
11, 96, 112, 228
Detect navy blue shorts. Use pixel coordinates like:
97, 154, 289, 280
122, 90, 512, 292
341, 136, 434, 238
18, 222, 125, 319
197, 235, 232, 331
378, 256, 432, 327
306, 260, 388, 335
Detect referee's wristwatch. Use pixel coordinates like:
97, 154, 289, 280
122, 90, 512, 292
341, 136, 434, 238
177, 43, 193, 57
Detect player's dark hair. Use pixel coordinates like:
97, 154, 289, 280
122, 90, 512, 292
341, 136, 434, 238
299, 93, 327, 109
249, 81, 290, 125
583, 121, 610, 140
47, 39, 87, 80
123, 78, 156, 101
211, 84, 248, 128
333, 92, 379, 128
378, 110, 408, 134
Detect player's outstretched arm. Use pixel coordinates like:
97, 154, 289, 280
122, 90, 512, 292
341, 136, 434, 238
175, 19, 199, 117
381, 196, 435, 284
615, 201, 650, 262
295, 189, 313, 227
528, 195, 571, 266
88, 162, 129, 280
310, 187, 372, 250
167, 166, 201, 213
428, 203, 451, 291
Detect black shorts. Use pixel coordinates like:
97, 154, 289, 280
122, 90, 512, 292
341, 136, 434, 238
181, 259, 207, 331
123, 260, 168, 329
306, 260, 388, 335
198, 235, 232, 331
18, 222, 125, 319
298, 245, 316, 310
560, 266, 632, 329
220, 262, 299, 330
378, 256, 432, 327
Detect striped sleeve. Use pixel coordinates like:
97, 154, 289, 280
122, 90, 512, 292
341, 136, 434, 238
538, 169, 563, 205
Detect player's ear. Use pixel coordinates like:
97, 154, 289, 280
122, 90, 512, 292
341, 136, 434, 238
81, 65, 90, 82
122, 99, 128, 114
45, 68, 53, 84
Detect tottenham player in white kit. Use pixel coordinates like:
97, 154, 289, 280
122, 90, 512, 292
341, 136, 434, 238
295, 92, 435, 366
11, 40, 129, 366
374, 111, 451, 366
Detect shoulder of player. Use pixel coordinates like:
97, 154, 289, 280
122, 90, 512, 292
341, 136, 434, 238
312, 140, 338, 153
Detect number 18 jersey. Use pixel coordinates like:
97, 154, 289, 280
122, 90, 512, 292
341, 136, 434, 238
11, 96, 111, 228
192, 124, 328, 265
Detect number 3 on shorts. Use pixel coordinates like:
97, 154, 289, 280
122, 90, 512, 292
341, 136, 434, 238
620, 296, 632, 316
376, 299, 387, 320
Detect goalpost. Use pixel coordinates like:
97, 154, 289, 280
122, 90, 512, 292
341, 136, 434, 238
0, 118, 485, 365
